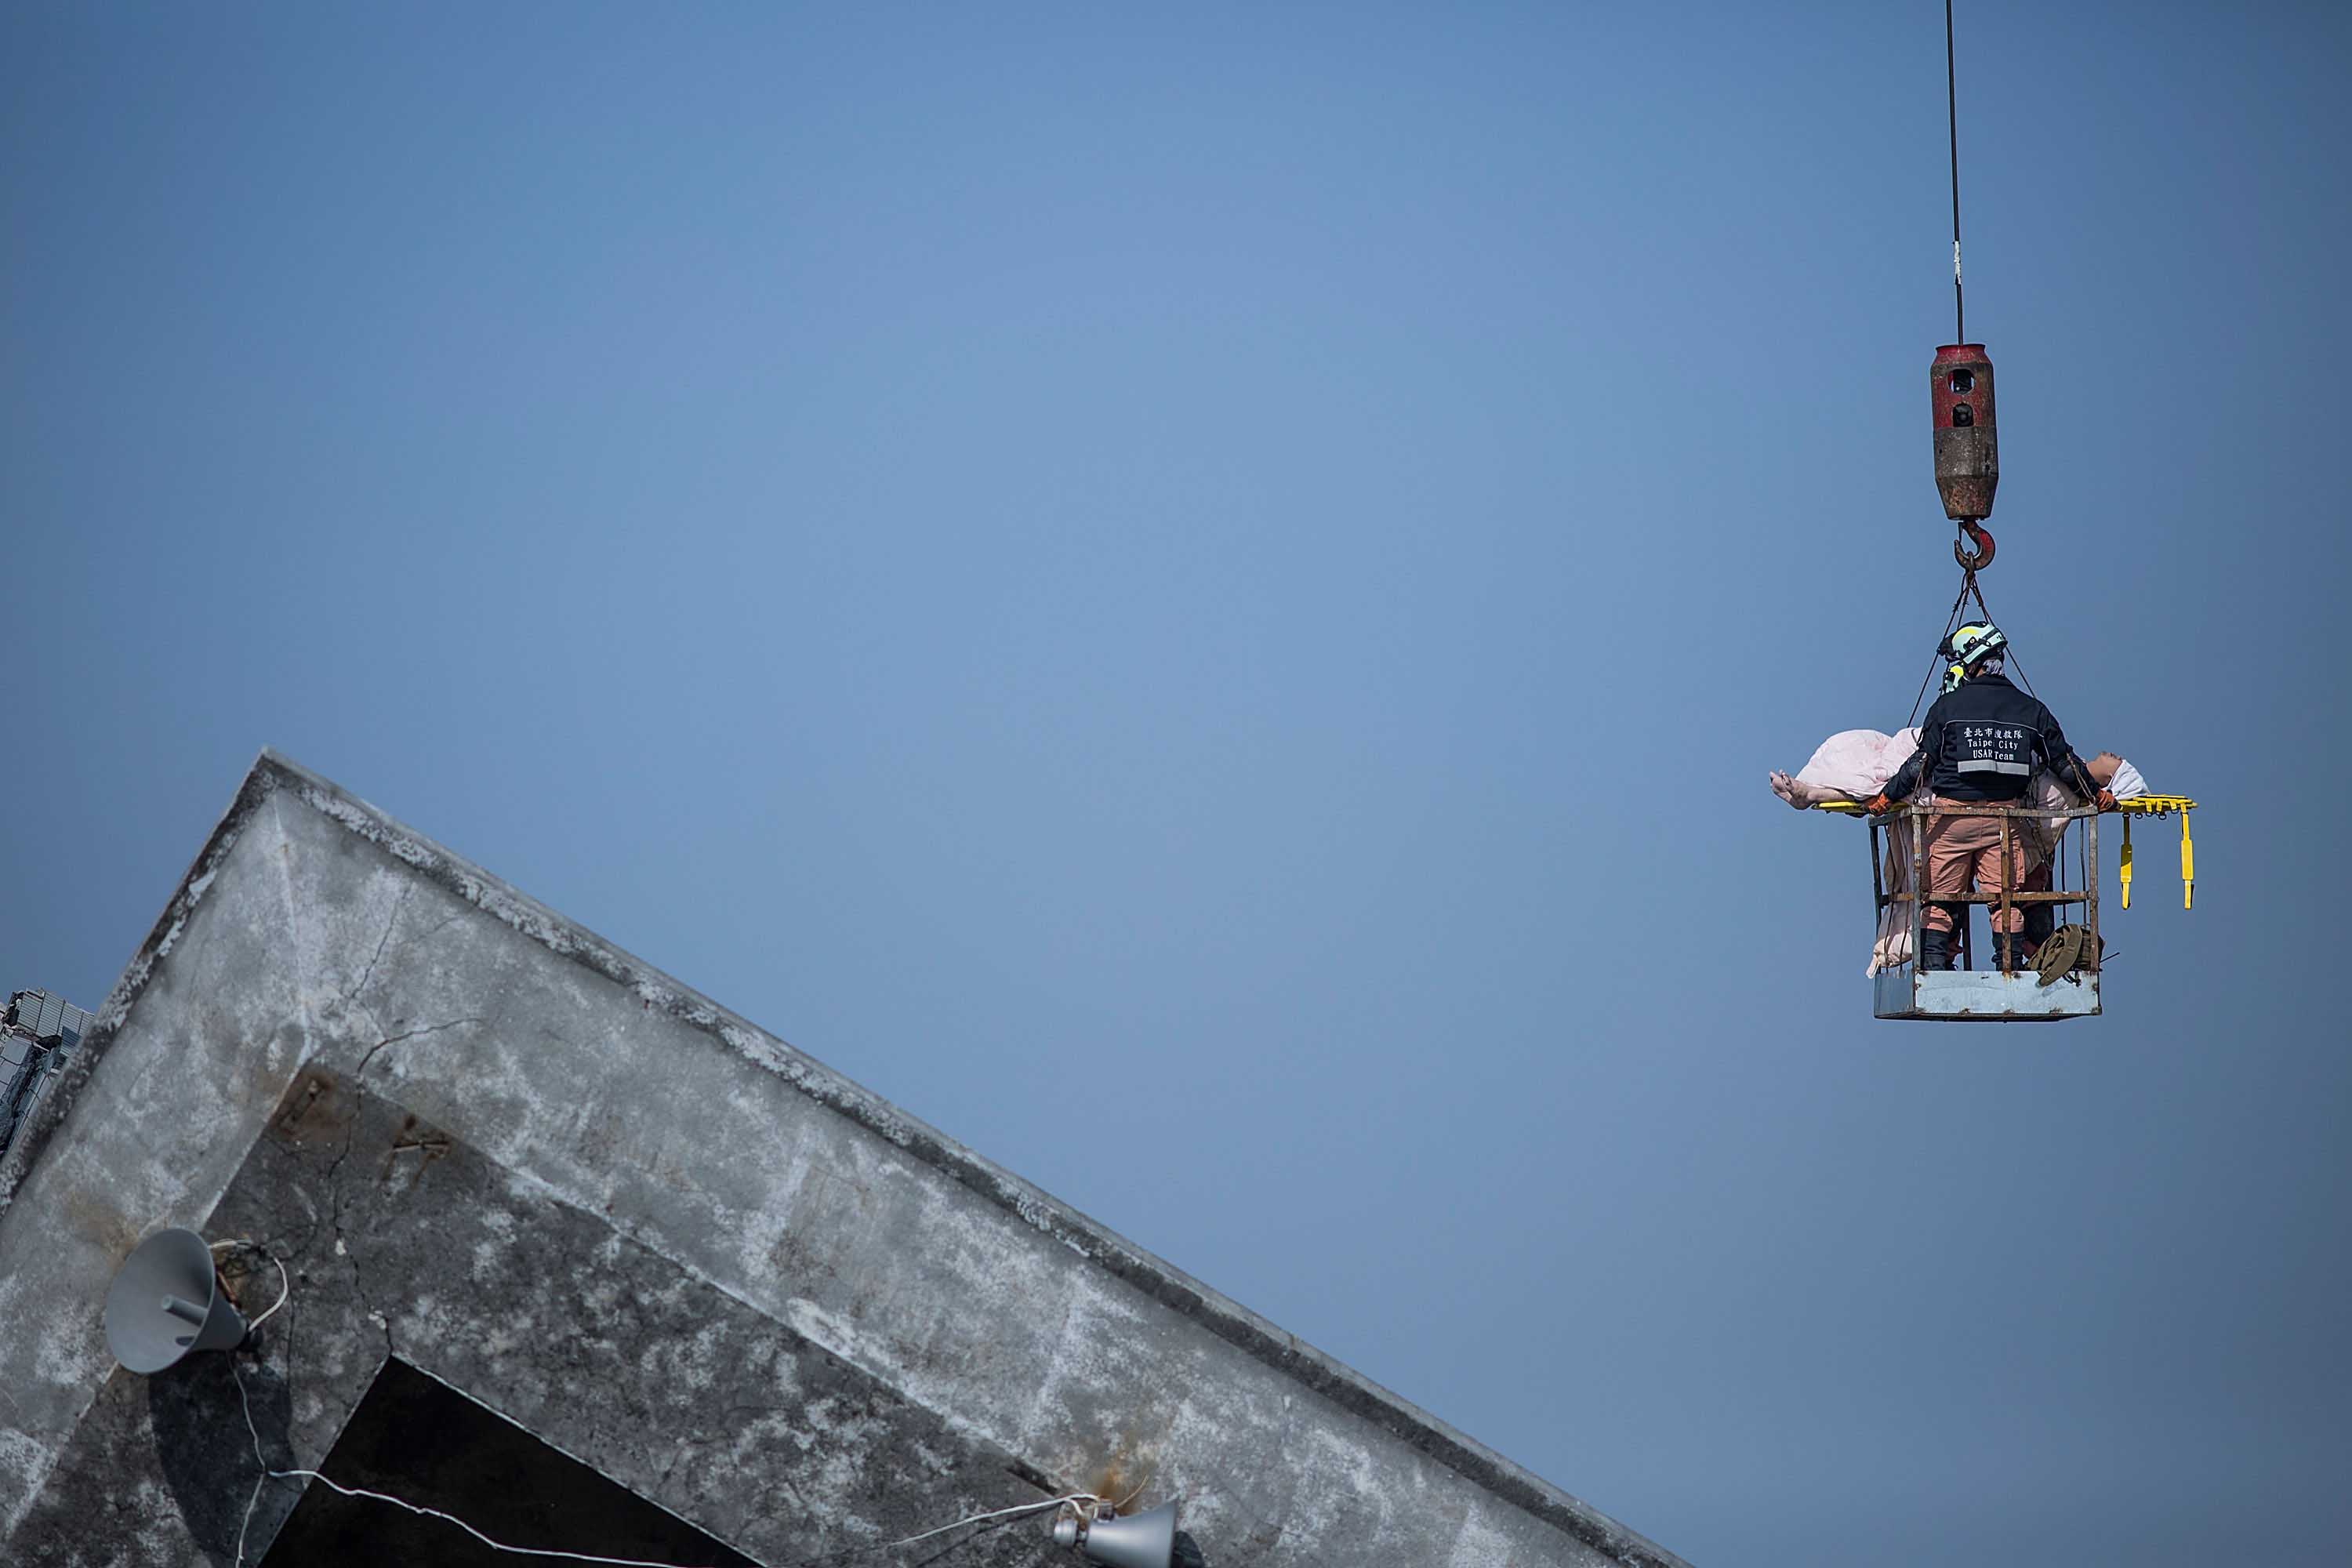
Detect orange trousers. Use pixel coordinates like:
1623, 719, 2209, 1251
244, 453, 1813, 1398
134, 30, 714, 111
1922, 797, 2026, 935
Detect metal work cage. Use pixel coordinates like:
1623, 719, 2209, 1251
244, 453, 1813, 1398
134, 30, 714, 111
1867, 801, 2101, 1022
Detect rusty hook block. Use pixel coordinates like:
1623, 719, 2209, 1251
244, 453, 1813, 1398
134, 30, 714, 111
1952, 521, 1995, 572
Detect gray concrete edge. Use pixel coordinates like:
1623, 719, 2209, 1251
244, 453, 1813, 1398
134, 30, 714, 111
0, 759, 276, 1222
8, 747, 1690, 1568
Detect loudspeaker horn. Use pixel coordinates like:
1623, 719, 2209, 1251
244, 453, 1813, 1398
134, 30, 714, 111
103, 1227, 249, 1374
1051, 1500, 1178, 1568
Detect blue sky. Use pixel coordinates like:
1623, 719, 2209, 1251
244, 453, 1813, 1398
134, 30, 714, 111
7, 5, 2348, 1563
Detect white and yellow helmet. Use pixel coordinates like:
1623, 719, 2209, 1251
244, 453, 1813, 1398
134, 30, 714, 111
1937, 621, 2007, 693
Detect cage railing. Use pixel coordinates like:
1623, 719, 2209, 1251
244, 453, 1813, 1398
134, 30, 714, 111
1864, 800, 2100, 977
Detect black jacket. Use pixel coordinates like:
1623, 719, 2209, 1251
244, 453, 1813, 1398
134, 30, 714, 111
1883, 673, 2100, 803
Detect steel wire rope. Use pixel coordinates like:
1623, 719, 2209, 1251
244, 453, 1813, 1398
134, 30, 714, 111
1905, 575, 1978, 727
1961, 571, 2038, 697
1947, 0, 1965, 343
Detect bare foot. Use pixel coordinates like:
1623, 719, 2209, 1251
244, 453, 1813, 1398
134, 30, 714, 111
1769, 771, 1848, 810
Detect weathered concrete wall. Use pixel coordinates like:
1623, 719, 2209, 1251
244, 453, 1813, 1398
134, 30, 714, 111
0, 752, 1691, 1568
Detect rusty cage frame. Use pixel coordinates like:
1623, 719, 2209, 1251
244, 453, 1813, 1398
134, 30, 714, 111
1868, 800, 2101, 1022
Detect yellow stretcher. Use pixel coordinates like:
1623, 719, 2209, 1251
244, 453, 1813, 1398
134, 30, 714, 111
2114, 794, 2197, 909
1813, 793, 2199, 909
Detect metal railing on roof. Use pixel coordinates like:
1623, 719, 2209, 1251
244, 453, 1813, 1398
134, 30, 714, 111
2, 989, 93, 1163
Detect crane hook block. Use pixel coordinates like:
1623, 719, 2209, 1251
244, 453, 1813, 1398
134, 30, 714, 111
1931, 343, 1998, 524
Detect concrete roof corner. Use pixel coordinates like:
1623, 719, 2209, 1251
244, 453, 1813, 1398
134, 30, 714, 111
0, 749, 1695, 1568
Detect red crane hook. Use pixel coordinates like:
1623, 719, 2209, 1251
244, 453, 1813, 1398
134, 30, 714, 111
1953, 520, 1995, 572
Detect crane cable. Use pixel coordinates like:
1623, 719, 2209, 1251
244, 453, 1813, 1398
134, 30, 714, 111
1946, 0, 1964, 344
1944, 5, 1987, 574
1905, 566, 2039, 728
1905, 0, 2021, 729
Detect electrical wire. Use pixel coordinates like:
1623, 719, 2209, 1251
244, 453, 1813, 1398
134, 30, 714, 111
233, 1354, 270, 1568
234, 1356, 750, 1568
871, 1493, 1105, 1551
251, 1441, 1097, 1568
252, 1460, 753, 1568
210, 1238, 289, 1330
223, 1270, 1109, 1568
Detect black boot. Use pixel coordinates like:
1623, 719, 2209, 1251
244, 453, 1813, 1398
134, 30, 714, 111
1918, 928, 1955, 971
2017, 903, 2052, 969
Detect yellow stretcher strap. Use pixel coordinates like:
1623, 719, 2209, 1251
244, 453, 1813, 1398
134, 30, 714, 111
2112, 798, 2198, 910
2117, 794, 2198, 814
2181, 808, 2195, 909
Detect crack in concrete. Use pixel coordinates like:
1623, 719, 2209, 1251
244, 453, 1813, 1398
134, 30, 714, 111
351, 1016, 488, 1082
408, 909, 468, 949
344, 883, 414, 1019
655, 1412, 801, 1502
321, 1011, 489, 1368
319, 1092, 394, 1367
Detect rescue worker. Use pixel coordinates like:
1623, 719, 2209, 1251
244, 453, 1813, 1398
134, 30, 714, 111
1861, 623, 2115, 971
